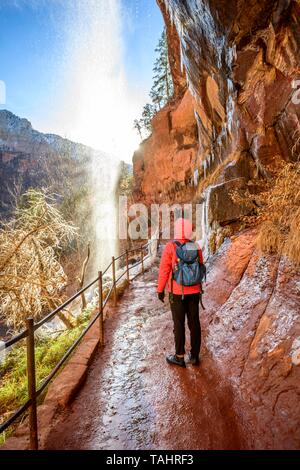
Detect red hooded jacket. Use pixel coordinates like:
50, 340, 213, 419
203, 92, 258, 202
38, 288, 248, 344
157, 218, 204, 295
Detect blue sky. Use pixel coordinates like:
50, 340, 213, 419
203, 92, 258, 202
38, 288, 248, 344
0, 0, 163, 160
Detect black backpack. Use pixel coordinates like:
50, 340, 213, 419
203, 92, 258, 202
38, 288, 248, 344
171, 241, 206, 306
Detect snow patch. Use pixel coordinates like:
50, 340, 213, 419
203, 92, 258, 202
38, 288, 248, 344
256, 258, 300, 355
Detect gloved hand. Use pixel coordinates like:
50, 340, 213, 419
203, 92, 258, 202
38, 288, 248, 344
158, 291, 165, 303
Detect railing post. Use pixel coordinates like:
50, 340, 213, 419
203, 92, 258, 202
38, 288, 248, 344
112, 256, 117, 307
141, 247, 144, 274
98, 271, 104, 346
126, 250, 130, 283
26, 318, 38, 450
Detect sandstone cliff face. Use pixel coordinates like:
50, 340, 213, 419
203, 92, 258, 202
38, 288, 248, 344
133, 90, 198, 204
133, 0, 300, 236
204, 229, 300, 449
133, 0, 300, 449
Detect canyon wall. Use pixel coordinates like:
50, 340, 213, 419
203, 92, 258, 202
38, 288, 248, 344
133, 0, 300, 241
0, 110, 92, 216
133, 0, 300, 449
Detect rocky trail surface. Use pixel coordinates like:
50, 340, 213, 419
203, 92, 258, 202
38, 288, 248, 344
44, 246, 243, 450
44, 232, 300, 450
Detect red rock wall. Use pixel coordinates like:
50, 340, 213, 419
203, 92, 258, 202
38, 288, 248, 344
133, 90, 198, 203
133, 0, 300, 449
133, 0, 300, 203
204, 229, 300, 449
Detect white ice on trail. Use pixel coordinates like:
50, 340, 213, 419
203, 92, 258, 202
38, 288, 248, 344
255, 257, 300, 357
206, 255, 275, 358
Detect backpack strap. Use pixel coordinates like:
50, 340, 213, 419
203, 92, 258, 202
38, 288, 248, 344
172, 241, 186, 299
170, 241, 181, 299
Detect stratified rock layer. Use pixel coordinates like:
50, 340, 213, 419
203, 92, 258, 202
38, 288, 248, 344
0, 109, 104, 216
133, 0, 300, 224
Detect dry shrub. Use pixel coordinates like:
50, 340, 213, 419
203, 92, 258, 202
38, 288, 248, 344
257, 221, 282, 255
0, 189, 77, 331
232, 162, 300, 264
258, 163, 300, 227
284, 208, 300, 266
256, 163, 300, 264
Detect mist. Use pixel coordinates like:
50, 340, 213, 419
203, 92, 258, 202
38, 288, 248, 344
55, 0, 143, 163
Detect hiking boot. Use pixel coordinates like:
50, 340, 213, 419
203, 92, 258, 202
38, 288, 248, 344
187, 352, 200, 366
166, 354, 186, 368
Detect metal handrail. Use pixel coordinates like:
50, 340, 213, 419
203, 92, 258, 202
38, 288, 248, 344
4, 329, 29, 349
0, 236, 159, 446
102, 260, 113, 276
2, 276, 100, 348
0, 400, 31, 434
34, 276, 99, 330
1, 238, 156, 350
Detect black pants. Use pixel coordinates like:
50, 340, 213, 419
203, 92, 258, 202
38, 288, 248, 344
170, 293, 201, 357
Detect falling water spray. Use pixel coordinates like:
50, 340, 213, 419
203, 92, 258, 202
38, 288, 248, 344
59, 0, 140, 272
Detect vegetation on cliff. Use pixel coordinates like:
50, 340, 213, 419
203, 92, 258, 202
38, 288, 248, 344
230, 162, 300, 265
117, 162, 134, 197
257, 163, 300, 265
134, 29, 174, 139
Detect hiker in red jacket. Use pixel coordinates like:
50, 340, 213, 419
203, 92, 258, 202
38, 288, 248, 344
157, 217, 205, 368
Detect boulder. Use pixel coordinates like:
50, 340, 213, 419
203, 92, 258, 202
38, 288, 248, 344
207, 178, 250, 226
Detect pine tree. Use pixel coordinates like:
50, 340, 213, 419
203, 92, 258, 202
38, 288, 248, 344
133, 29, 174, 139
141, 103, 156, 134
150, 29, 174, 110
133, 119, 143, 140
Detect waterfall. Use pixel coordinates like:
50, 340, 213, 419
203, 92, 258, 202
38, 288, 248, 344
55, 0, 139, 272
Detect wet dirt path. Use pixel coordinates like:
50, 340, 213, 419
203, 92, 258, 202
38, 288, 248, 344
44, 256, 243, 450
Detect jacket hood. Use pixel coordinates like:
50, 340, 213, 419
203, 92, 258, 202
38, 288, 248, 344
174, 218, 193, 240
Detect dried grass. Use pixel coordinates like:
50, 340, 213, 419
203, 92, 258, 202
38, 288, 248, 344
232, 162, 300, 265
284, 208, 300, 266
256, 221, 282, 254
0, 189, 77, 330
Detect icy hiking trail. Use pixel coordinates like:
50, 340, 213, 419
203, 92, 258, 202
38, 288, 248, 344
44, 249, 242, 450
